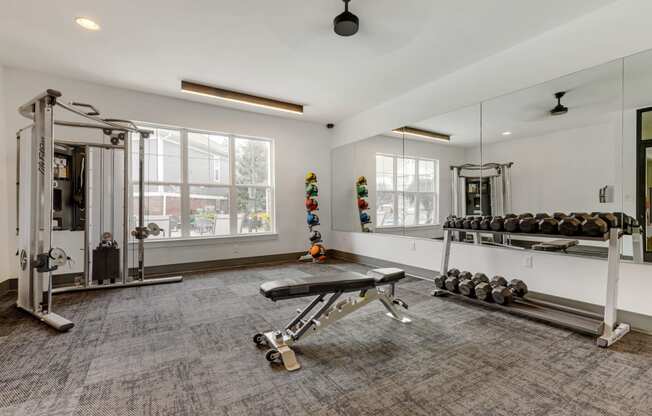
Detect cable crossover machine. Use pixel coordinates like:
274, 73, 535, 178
16, 89, 183, 332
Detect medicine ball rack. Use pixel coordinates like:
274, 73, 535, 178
435, 227, 630, 347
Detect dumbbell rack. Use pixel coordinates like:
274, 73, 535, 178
434, 228, 630, 347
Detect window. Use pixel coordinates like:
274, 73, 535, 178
133, 124, 274, 239
132, 127, 182, 239
375, 154, 438, 227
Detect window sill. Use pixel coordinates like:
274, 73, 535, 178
128, 232, 279, 248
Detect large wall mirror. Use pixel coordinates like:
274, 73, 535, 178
479, 58, 625, 260
330, 104, 481, 238
401, 104, 481, 238
331, 133, 407, 235
332, 47, 652, 266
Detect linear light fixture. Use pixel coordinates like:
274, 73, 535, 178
181, 81, 303, 115
392, 126, 450, 143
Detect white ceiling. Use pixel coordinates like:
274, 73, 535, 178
0, 0, 615, 123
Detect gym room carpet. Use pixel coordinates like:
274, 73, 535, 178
1, 261, 651, 416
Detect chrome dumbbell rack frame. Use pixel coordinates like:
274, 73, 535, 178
435, 227, 630, 347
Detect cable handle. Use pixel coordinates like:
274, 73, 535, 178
70, 102, 100, 116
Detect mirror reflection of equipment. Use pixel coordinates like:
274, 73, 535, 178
451, 162, 513, 218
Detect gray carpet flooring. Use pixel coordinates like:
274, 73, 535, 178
1, 260, 652, 416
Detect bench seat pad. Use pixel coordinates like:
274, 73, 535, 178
260, 272, 375, 300
367, 268, 405, 284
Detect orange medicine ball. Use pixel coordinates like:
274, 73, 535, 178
309, 245, 321, 257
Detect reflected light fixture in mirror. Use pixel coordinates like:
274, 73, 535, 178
392, 127, 450, 143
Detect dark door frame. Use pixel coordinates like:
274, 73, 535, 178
636, 107, 652, 262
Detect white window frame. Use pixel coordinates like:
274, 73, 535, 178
134, 122, 276, 240
376, 153, 439, 228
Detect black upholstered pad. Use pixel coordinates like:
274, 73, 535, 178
367, 268, 405, 284
260, 272, 376, 300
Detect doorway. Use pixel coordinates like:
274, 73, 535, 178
636, 108, 652, 262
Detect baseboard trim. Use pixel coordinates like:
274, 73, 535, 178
141, 251, 306, 277
5, 251, 307, 294
328, 249, 652, 335
328, 249, 435, 281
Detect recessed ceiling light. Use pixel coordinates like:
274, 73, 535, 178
75, 17, 101, 31
502, 131, 512, 136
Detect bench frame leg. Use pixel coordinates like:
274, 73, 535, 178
256, 286, 410, 371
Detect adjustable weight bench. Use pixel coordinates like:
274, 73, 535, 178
253, 268, 411, 371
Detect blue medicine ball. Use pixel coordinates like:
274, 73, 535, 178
307, 212, 320, 226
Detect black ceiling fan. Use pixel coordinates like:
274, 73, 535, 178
334, 0, 359, 37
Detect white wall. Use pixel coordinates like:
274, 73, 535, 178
1, 68, 332, 283
332, 230, 652, 318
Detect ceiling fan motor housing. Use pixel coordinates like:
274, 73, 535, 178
334, 0, 359, 37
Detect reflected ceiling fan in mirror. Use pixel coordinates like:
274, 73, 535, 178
550, 91, 569, 116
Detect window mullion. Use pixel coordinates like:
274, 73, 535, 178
229, 135, 238, 235
393, 156, 399, 226
180, 129, 190, 237
415, 159, 420, 225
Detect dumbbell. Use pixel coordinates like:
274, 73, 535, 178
491, 279, 529, 305
445, 215, 461, 229
534, 213, 550, 220
559, 216, 582, 236
434, 268, 459, 290
518, 213, 534, 219
480, 216, 492, 230
611, 212, 631, 229
561, 212, 598, 236
504, 216, 520, 233
445, 270, 472, 293
581, 215, 608, 237
459, 272, 490, 297
590, 212, 617, 229
570, 212, 592, 223
454, 217, 465, 229
489, 216, 504, 231
475, 276, 508, 301
462, 216, 474, 229
539, 217, 559, 234
612, 212, 639, 234
470, 216, 483, 230
519, 216, 540, 233
553, 212, 567, 222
